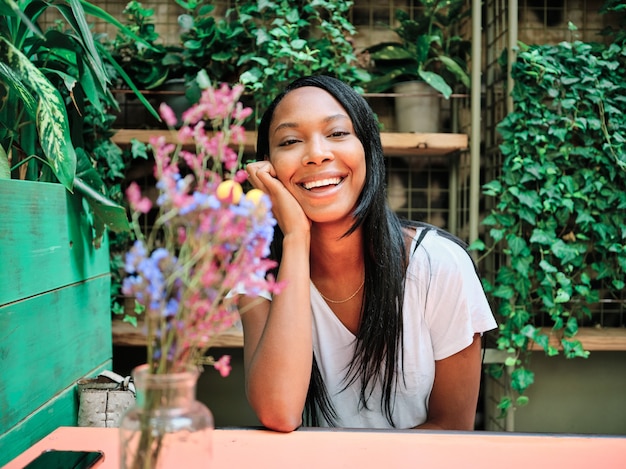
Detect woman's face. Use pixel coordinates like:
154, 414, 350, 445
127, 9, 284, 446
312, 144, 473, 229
267, 86, 366, 224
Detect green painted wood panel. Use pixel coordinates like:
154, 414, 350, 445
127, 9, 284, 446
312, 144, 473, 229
0, 179, 110, 305
0, 179, 115, 465
0, 361, 111, 467
0, 275, 112, 433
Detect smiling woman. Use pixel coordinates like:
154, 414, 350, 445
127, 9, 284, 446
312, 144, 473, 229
239, 75, 497, 433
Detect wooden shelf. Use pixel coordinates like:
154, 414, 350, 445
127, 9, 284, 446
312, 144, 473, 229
484, 327, 626, 363
112, 318, 244, 348
379, 132, 468, 157
528, 327, 626, 352
113, 322, 626, 353
111, 129, 468, 158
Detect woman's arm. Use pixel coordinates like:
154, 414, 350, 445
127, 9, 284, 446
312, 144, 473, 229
414, 333, 483, 430
240, 161, 313, 432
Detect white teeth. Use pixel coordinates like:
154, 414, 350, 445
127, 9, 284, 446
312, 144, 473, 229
303, 177, 342, 190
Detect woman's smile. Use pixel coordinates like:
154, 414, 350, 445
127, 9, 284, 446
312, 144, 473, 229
300, 176, 343, 191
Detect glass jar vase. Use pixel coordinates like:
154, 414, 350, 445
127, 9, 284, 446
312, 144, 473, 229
119, 364, 214, 469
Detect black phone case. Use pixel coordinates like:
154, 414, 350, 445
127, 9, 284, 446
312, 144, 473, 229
22, 449, 104, 469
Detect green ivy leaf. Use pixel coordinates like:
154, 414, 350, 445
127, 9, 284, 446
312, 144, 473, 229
506, 234, 528, 256
468, 239, 485, 251
489, 228, 505, 242
550, 240, 580, 264
492, 284, 515, 300
613, 279, 625, 290
504, 356, 518, 367
497, 396, 512, 412
539, 259, 558, 273
530, 228, 556, 245
516, 395, 530, 407
576, 212, 596, 224
554, 289, 571, 303
511, 255, 532, 277
487, 364, 504, 380
564, 316, 579, 337
518, 207, 536, 225
482, 180, 502, 195
511, 367, 535, 393
481, 277, 493, 293
561, 339, 590, 359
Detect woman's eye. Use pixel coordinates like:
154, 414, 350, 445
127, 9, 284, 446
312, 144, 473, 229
279, 138, 299, 147
329, 131, 349, 138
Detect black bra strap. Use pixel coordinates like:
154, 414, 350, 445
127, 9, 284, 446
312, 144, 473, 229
412, 227, 432, 255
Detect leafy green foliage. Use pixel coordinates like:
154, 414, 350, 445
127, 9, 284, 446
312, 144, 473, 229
0, 35, 76, 188
104, 0, 183, 91
364, 0, 471, 98
0, 0, 137, 245
176, 0, 252, 87
475, 32, 626, 410
233, 0, 369, 123
102, 0, 368, 126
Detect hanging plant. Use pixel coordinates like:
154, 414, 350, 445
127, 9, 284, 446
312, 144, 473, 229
471, 22, 626, 416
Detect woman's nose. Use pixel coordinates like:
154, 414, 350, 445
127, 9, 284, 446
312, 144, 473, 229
303, 136, 334, 165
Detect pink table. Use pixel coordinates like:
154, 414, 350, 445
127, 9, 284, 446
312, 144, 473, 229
3, 426, 625, 469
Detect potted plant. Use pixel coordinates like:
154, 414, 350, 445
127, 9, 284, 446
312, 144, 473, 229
105, 0, 250, 127
234, 0, 370, 124
363, 1, 471, 132
113, 0, 369, 128
98, 0, 187, 129
177, 0, 252, 86
104, 0, 184, 92
166, 0, 255, 124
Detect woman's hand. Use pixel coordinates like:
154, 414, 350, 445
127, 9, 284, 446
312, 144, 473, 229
246, 161, 310, 236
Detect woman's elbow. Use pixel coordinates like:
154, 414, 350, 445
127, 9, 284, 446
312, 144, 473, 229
245, 378, 307, 432
256, 409, 302, 433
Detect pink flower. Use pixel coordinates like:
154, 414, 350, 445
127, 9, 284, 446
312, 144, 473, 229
126, 182, 152, 213
159, 103, 178, 127
232, 102, 253, 121
213, 355, 231, 377
177, 125, 194, 143
222, 146, 239, 171
234, 169, 248, 183
123, 82, 279, 377
230, 125, 246, 145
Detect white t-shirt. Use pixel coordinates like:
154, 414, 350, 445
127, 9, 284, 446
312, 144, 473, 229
309, 228, 497, 428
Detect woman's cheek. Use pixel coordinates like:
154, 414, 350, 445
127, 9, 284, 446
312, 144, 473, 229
269, 156, 292, 187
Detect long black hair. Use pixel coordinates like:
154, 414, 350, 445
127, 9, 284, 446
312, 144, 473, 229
256, 75, 409, 426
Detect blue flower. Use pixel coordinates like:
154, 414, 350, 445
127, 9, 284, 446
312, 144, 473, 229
124, 241, 147, 273
164, 297, 179, 318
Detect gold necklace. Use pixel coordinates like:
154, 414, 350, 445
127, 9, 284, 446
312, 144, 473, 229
317, 279, 365, 304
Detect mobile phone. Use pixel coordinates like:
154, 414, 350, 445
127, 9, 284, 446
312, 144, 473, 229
22, 449, 104, 469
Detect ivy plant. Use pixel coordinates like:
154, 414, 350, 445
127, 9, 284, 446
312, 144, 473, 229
472, 23, 626, 416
